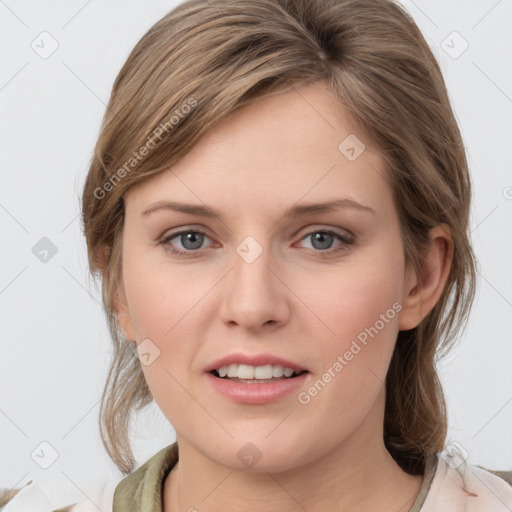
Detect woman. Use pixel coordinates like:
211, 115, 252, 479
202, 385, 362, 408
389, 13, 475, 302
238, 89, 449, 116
81, 0, 512, 510
4, 0, 510, 510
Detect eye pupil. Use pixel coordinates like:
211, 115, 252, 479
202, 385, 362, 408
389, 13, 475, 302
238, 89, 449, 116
311, 231, 334, 250
182, 232, 203, 250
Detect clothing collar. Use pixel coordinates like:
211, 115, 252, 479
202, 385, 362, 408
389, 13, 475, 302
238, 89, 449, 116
409, 453, 438, 511
113, 442, 179, 512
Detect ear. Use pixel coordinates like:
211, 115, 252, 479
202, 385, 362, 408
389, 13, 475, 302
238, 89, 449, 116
398, 224, 453, 331
114, 280, 137, 343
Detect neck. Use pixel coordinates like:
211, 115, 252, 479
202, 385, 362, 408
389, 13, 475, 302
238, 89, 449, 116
163, 392, 423, 512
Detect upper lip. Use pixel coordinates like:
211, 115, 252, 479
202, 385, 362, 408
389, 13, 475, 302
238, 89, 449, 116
205, 353, 308, 373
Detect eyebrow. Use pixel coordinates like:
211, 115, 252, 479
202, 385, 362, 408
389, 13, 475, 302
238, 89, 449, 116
142, 198, 376, 220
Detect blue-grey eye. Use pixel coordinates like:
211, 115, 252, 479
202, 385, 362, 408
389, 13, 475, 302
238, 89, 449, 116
177, 231, 205, 250
309, 231, 336, 250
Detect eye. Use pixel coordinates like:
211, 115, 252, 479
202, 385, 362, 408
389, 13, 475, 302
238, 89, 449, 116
160, 229, 213, 257
296, 229, 354, 254
159, 227, 354, 258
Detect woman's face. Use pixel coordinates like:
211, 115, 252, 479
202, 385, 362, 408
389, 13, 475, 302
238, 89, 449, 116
117, 82, 417, 472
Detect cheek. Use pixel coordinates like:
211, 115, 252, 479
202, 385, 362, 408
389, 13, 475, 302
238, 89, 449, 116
295, 241, 405, 350
293, 243, 404, 413
121, 246, 212, 394
122, 240, 205, 340
122, 259, 205, 426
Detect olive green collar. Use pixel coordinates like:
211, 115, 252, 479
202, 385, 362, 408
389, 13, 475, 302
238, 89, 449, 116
113, 442, 179, 512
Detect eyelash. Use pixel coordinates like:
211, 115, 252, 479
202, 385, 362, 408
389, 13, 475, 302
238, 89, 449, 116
158, 228, 355, 258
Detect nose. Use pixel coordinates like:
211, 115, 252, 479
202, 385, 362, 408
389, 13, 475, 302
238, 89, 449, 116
218, 238, 290, 332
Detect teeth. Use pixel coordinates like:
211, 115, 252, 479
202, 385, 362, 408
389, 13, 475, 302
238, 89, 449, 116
283, 367, 294, 377
227, 364, 238, 378
272, 365, 284, 377
238, 364, 254, 379
216, 364, 302, 379
255, 365, 273, 379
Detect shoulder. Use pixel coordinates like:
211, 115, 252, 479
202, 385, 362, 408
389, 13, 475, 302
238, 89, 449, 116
0, 478, 118, 512
421, 452, 512, 511
1, 444, 177, 512
0, 480, 77, 511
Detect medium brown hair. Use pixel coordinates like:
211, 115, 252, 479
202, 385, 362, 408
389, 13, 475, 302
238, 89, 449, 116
81, 0, 476, 475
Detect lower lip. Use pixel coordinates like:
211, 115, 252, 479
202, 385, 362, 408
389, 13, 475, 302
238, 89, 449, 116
205, 372, 309, 404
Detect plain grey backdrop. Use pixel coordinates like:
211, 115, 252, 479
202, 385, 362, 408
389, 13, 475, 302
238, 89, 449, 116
1, 0, 511, 508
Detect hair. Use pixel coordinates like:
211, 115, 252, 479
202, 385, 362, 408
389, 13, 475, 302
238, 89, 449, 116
81, 0, 477, 476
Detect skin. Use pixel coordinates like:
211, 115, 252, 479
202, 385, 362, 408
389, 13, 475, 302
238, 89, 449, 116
115, 82, 452, 512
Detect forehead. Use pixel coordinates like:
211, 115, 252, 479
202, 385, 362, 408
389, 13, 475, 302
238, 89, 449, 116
124, 82, 394, 223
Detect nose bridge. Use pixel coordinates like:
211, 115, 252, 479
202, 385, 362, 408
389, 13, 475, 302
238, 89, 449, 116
219, 234, 287, 329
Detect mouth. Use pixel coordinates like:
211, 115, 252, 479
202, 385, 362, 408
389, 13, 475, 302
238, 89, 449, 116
209, 364, 308, 384
204, 354, 310, 403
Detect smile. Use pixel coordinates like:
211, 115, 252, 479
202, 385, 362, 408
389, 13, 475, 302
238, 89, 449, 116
212, 363, 305, 381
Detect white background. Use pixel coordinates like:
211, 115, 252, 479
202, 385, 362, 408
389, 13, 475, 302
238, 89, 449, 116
1, 0, 511, 509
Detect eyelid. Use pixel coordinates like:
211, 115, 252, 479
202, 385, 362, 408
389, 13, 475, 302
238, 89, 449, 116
157, 223, 207, 240
295, 223, 354, 239
159, 226, 215, 246
294, 228, 354, 252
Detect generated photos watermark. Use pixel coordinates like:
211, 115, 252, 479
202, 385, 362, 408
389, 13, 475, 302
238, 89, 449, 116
93, 97, 198, 200
298, 301, 402, 404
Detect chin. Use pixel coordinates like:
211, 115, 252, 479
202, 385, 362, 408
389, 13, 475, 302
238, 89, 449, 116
202, 433, 311, 474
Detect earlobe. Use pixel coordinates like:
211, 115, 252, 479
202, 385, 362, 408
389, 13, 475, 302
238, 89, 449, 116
114, 282, 137, 343
398, 224, 453, 331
